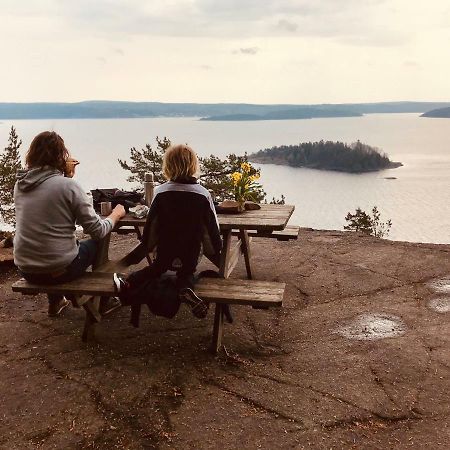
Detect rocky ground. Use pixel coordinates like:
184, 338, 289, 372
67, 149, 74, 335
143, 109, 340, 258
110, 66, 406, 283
0, 230, 449, 449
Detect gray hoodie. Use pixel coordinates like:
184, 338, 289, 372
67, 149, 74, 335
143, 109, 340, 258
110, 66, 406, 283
14, 167, 113, 273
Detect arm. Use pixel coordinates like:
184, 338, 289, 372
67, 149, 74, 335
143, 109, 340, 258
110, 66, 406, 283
202, 194, 222, 266
70, 182, 125, 239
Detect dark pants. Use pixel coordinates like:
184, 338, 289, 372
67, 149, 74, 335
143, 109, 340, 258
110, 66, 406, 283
127, 262, 195, 291
21, 240, 98, 304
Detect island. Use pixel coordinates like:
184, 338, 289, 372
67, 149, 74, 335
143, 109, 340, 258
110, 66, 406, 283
421, 107, 450, 118
249, 140, 403, 173
200, 107, 362, 121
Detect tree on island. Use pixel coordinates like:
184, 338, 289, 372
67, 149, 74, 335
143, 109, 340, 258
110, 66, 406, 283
0, 126, 23, 227
249, 140, 400, 173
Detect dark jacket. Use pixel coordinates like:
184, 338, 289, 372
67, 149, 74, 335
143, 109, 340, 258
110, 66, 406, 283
140, 178, 222, 273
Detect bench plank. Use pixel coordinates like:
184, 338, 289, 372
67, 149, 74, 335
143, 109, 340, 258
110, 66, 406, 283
12, 274, 284, 308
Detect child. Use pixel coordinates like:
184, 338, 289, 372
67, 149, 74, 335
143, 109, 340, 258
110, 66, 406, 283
114, 144, 222, 321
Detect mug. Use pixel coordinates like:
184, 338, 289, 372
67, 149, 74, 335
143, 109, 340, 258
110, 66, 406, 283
100, 202, 112, 215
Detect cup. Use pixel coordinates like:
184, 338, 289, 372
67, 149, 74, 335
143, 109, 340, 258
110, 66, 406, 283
100, 202, 112, 216
64, 157, 80, 178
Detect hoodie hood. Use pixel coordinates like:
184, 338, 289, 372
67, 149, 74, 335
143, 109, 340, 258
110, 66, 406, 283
16, 167, 62, 192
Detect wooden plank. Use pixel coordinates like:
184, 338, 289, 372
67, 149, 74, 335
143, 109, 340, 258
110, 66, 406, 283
231, 225, 299, 241
117, 204, 295, 233
218, 230, 232, 278
223, 239, 242, 279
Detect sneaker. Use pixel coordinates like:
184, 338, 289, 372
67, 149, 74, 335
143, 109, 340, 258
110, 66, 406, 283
113, 273, 129, 293
179, 288, 209, 319
113, 273, 132, 305
99, 297, 122, 316
48, 297, 70, 317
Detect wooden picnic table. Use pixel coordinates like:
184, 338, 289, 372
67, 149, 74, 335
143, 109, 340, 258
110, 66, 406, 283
13, 203, 293, 351
112, 203, 295, 278
107, 203, 295, 350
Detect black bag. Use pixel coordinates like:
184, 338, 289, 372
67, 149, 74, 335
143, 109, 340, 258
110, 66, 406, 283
91, 188, 144, 213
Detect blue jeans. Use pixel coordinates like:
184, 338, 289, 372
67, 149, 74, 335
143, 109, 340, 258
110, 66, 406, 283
22, 240, 98, 304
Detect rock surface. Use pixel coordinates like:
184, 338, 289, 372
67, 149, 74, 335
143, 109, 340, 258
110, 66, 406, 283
1, 230, 449, 449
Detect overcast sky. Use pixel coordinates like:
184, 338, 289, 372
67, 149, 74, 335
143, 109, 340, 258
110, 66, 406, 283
0, 0, 449, 104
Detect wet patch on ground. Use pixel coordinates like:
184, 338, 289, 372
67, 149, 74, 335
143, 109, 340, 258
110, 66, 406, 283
336, 313, 407, 340
428, 277, 450, 294
428, 297, 450, 313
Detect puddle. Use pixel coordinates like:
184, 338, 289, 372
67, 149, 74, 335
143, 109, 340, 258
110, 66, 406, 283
428, 297, 450, 313
337, 313, 406, 341
428, 277, 450, 294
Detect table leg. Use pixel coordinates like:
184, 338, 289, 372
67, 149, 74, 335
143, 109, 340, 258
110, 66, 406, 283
239, 229, 253, 280
134, 226, 153, 266
211, 303, 225, 353
82, 234, 111, 342
210, 230, 232, 353
82, 296, 101, 342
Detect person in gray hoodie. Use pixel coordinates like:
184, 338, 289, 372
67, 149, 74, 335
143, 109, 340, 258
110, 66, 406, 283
14, 131, 126, 316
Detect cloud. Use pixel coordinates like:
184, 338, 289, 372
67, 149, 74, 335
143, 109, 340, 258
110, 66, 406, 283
277, 19, 297, 32
235, 47, 259, 55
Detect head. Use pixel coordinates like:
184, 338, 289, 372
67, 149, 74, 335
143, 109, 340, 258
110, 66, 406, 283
25, 131, 70, 173
162, 144, 199, 181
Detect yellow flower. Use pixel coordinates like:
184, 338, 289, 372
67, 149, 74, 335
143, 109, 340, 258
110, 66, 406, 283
240, 162, 251, 173
230, 171, 242, 186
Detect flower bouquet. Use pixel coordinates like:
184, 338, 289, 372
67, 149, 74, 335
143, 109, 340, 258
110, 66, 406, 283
229, 162, 263, 212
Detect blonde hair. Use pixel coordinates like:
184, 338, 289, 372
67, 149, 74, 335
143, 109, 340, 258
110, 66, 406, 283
163, 144, 199, 180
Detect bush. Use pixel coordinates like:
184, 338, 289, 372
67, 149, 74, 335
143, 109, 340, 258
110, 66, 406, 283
0, 126, 22, 226
344, 206, 392, 238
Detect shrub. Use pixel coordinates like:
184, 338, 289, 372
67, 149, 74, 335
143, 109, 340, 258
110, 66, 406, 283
344, 206, 392, 238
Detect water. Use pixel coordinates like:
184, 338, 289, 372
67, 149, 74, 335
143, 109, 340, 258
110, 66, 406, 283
1, 113, 449, 243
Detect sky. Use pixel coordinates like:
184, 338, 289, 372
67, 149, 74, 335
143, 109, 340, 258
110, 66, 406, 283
0, 0, 449, 104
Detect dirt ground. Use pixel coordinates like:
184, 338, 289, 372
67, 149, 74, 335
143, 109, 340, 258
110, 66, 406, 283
0, 230, 449, 449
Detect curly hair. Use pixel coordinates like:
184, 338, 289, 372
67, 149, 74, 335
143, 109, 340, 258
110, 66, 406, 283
25, 131, 70, 173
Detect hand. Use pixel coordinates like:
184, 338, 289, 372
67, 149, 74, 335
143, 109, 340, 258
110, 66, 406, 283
111, 204, 126, 219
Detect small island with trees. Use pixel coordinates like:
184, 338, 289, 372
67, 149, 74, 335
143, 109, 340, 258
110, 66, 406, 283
249, 140, 402, 173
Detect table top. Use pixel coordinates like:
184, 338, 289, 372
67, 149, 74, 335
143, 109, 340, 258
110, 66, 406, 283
117, 204, 295, 232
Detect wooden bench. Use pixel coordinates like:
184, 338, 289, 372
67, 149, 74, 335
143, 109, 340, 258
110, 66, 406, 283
231, 225, 299, 241
12, 273, 285, 352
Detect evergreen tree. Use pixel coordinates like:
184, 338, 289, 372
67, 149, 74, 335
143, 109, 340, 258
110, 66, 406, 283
0, 126, 22, 225
118, 138, 270, 202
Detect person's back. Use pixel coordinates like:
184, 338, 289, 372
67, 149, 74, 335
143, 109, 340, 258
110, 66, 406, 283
14, 168, 112, 273
115, 144, 221, 323
146, 179, 221, 274
14, 131, 126, 316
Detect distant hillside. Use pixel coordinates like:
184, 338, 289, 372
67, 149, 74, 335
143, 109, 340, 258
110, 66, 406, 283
200, 107, 362, 121
0, 100, 450, 120
421, 107, 450, 118
249, 141, 402, 173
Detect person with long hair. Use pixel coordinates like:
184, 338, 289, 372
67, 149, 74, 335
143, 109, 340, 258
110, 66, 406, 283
14, 131, 126, 316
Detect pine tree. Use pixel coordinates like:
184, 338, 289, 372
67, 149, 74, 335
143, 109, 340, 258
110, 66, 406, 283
0, 126, 23, 225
